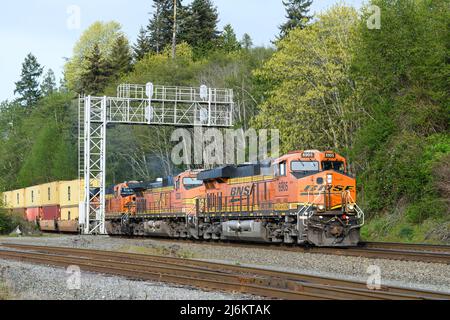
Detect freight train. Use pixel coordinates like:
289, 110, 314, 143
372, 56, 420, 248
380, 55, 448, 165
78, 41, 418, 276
2, 180, 82, 233
105, 150, 364, 247
1, 150, 364, 247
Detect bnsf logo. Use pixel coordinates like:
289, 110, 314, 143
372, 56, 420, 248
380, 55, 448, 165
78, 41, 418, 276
231, 185, 254, 197
304, 185, 354, 192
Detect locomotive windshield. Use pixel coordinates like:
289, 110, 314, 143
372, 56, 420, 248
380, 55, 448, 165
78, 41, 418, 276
120, 188, 135, 197
322, 161, 345, 173
291, 161, 319, 172
183, 177, 203, 190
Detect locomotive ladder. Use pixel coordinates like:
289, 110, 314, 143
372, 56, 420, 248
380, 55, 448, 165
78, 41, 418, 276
78, 83, 234, 235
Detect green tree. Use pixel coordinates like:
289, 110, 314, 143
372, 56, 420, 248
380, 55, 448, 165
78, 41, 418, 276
182, 0, 219, 56
13, 91, 77, 187
133, 26, 152, 61
41, 69, 57, 96
79, 44, 112, 95
279, 0, 313, 39
110, 35, 133, 76
147, 0, 184, 54
218, 24, 241, 53
351, 0, 449, 224
253, 5, 360, 154
240, 33, 253, 50
64, 21, 124, 93
14, 53, 43, 107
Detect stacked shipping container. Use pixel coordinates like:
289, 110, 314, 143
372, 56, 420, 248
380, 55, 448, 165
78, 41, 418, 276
39, 182, 60, 221
1, 180, 86, 231
59, 179, 84, 221
25, 185, 41, 222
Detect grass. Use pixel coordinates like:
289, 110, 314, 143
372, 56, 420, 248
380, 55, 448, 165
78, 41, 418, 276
361, 215, 450, 244
118, 245, 198, 259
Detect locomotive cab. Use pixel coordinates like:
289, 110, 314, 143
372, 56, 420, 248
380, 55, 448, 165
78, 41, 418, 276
273, 150, 363, 247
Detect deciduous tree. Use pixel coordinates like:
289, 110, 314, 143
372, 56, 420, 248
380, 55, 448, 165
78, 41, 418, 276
254, 5, 360, 154
64, 21, 124, 93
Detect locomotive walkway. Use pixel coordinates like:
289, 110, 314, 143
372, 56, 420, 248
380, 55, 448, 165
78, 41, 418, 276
1, 243, 449, 300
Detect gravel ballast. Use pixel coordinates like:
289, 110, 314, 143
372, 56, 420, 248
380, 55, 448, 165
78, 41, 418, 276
1, 235, 449, 298
0, 259, 252, 300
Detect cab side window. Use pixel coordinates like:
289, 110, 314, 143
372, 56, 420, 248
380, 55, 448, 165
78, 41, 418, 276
279, 162, 287, 177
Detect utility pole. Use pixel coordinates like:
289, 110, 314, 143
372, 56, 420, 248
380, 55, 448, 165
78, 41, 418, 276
172, 0, 177, 59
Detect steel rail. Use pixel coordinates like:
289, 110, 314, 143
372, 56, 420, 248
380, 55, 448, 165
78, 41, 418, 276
0, 249, 330, 300
2, 243, 449, 300
113, 238, 450, 265
361, 242, 450, 253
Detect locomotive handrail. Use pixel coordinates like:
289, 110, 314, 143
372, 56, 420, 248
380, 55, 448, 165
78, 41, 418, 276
298, 191, 325, 227
343, 191, 365, 227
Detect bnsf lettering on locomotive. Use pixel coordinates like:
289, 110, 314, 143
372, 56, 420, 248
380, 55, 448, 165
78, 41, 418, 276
231, 185, 254, 197
304, 185, 354, 192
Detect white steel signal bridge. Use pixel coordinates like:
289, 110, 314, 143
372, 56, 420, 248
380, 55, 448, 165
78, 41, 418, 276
79, 83, 234, 235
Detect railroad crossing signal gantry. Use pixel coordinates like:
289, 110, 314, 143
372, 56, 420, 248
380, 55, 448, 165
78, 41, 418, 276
79, 83, 234, 235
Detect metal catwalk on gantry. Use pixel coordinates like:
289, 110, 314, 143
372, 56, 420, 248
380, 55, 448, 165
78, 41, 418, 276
79, 83, 234, 235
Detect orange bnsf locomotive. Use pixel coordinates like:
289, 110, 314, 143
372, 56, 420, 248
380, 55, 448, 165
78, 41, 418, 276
105, 150, 364, 247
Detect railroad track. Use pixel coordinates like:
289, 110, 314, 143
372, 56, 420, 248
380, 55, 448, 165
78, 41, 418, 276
115, 237, 450, 265
361, 242, 450, 253
1, 243, 449, 300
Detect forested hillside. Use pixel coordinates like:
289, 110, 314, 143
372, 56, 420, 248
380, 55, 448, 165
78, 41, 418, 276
0, 0, 448, 243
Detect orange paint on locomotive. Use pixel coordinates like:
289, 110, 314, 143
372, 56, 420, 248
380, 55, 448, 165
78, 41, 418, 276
106, 150, 357, 216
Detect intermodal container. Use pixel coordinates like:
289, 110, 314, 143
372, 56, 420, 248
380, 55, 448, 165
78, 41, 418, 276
25, 185, 42, 208
59, 179, 84, 208
40, 182, 60, 207
41, 205, 60, 220
26, 207, 40, 222
11, 188, 26, 209
61, 206, 79, 221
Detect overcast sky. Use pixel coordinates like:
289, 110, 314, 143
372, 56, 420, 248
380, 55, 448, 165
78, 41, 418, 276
0, 0, 364, 102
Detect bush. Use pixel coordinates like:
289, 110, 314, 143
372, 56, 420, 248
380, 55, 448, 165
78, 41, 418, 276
405, 197, 447, 224
0, 208, 13, 234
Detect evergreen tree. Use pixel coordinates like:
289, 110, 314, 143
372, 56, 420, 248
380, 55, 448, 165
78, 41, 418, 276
110, 35, 133, 76
147, 0, 184, 54
41, 69, 57, 96
79, 44, 112, 95
279, 0, 313, 39
219, 24, 241, 53
133, 26, 152, 61
14, 53, 43, 107
182, 0, 219, 56
241, 33, 253, 50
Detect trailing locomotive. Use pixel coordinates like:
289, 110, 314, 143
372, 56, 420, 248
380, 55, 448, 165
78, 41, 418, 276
105, 150, 364, 247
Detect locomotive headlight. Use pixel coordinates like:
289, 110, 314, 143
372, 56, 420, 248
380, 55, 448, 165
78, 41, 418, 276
318, 205, 326, 212
327, 174, 333, 184
347, 204, 356, 212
